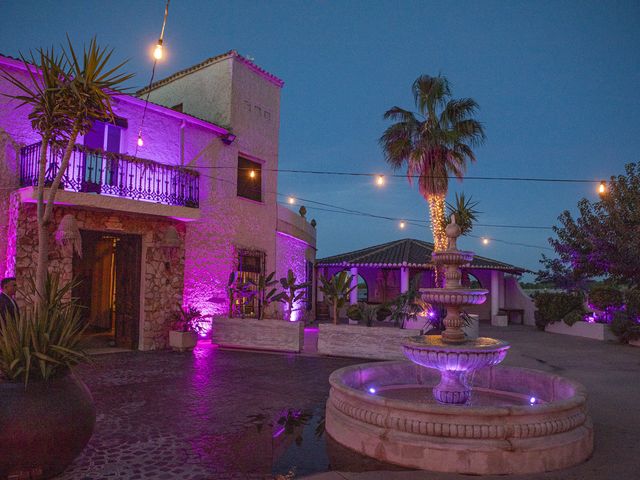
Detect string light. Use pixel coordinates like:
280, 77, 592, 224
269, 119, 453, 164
482, 237, 490, 245
399, 221, 406, 229
598, 181, 606, 195
376, 174, 385, 186
249, 170, 256, 179
288, 196, 296, 205
153, 39, 164, 60
137, 132, 144, 147
427, 195, 447, 252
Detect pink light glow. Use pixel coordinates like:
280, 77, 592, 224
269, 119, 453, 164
276, 231, 310, 322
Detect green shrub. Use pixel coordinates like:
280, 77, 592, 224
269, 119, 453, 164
625, 289, 640, 319
533, 291, 586, 330
609, 311, 640, 343
346, 304, 362, 321
588, 286, 624, 311
0, 275, 89, 387
376, 306, 392, 321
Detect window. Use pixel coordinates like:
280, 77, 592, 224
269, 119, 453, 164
237, 156, 262, 202
236, 249, 264, 317
82, 120, 124, 192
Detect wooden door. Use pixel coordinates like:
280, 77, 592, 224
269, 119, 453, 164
114, 234, 141, 349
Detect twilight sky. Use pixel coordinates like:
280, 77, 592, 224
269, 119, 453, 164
2, 0, 639, 277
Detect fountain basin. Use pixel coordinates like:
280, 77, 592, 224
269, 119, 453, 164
420, 288, 488, 305
325, 361, 593, 474
403, 336, 510, 404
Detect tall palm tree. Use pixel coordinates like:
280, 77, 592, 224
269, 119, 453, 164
2, 37, 132, 297
380, 75, 485, 252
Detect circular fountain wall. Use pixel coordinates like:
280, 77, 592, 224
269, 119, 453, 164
325, 361, 593, 474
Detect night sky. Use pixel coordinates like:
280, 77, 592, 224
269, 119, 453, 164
2, 0, 638, 277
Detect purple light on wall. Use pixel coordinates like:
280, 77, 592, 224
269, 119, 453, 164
276, 231, 311, 322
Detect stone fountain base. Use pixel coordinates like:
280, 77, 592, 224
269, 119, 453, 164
325, 361, 593, 474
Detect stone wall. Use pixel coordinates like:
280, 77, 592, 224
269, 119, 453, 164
11, 201, 186, 350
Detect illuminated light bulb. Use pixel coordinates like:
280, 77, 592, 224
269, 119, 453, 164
368, 387, 376, 394
249, 170, 256, 179
598, 181, 606, 195
137, 133, 144, 147
288, 196, 295, 205
153, 41, 163, 60
376, 175, 385, 186
482, 237, 489, 245
529, 396, 536, 405
399, 221, 406, 229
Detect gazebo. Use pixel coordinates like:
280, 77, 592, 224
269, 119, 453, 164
316, 238, 535, 325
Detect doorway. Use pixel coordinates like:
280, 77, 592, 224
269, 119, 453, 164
74, 230, 141, 350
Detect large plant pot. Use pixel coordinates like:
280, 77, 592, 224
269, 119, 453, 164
0, 373, 96, 479
169, 330, 198, 351
545, 320, 616, 341
212, 317, 305, 352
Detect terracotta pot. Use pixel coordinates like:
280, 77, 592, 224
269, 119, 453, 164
169, 330, 198, 351
0, 372, 96, 479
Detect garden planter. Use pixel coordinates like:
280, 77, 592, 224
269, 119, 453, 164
169, 330, 198, 351
545, 321, 616, 341
211, 317, 305, 352
0, 373, 96, 480
318, 323, 421, 360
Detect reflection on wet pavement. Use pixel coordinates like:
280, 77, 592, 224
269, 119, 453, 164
55, 342, 406, 479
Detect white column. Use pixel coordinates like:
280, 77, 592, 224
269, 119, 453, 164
491, 270, 500, 318
400, 267, 410, 293
350, 267, 358, 305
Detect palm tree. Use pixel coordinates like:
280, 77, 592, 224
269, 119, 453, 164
380, 75, 485, 252
2, 37, 132, 297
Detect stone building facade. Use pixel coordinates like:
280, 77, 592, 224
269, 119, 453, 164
0, 50, 316, 350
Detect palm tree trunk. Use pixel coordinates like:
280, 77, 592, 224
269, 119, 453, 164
35, 123, 81, 299
332, 301, 338, 325
427, 195, 447, 251
35, 133, 51, 298
427, 194, 447, 288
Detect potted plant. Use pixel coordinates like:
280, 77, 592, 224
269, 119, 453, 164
0, 276, 95, 480
319, 271, 355, 324
276, 269, 310, 322
169, 305, 204, 351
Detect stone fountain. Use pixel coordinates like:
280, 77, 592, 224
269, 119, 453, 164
325, 217, 593, 474
402, 215, 510, 404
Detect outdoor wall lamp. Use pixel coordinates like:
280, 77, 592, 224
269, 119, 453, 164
221, 133, 237, 145
160, 226, 181, 269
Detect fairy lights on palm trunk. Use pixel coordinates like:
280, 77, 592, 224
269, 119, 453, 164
428, 194, 447, 287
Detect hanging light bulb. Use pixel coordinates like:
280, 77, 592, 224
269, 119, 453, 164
376, 175, 385, 187
399, 221, 406, 229
288, 196, 296, 205
482, 237, 489, 245
598, 181, 606, 195
153, 39, 163, 60
249, 170, 256, 179
137, 132, 144, 147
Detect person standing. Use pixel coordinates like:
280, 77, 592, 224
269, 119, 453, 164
0, 277, 19, 321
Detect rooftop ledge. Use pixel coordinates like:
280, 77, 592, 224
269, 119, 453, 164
17, 187, 201, 222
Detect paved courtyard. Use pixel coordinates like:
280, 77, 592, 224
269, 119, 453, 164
58, 324, 640, 480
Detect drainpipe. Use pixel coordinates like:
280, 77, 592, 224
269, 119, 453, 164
180, 120, 186, 166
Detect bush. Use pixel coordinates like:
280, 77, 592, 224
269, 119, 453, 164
376, 306, 392, 322
346, 304, 362, 321
609, 311, 640, 343
533, 291, 586, 330
588, 286, 624, 311
625, 289, 640, 320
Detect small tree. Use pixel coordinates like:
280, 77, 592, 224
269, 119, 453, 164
445, 193, 480, 236
245, 271, 279, 320
1, 37, 132, 297
319, 271, 355, 324
276, 269, 310, 322
538, 162, 640, 290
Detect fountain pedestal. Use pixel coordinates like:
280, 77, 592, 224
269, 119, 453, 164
403, 215, 509, 404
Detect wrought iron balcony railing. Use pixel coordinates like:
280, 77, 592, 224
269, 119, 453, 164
20, 142, 199, 208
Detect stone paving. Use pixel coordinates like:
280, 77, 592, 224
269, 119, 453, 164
57, 324, 640, 480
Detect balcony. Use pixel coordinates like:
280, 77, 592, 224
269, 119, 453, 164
19, 142, 200, 220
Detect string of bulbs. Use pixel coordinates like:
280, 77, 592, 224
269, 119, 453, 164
134, 0, 170, 156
